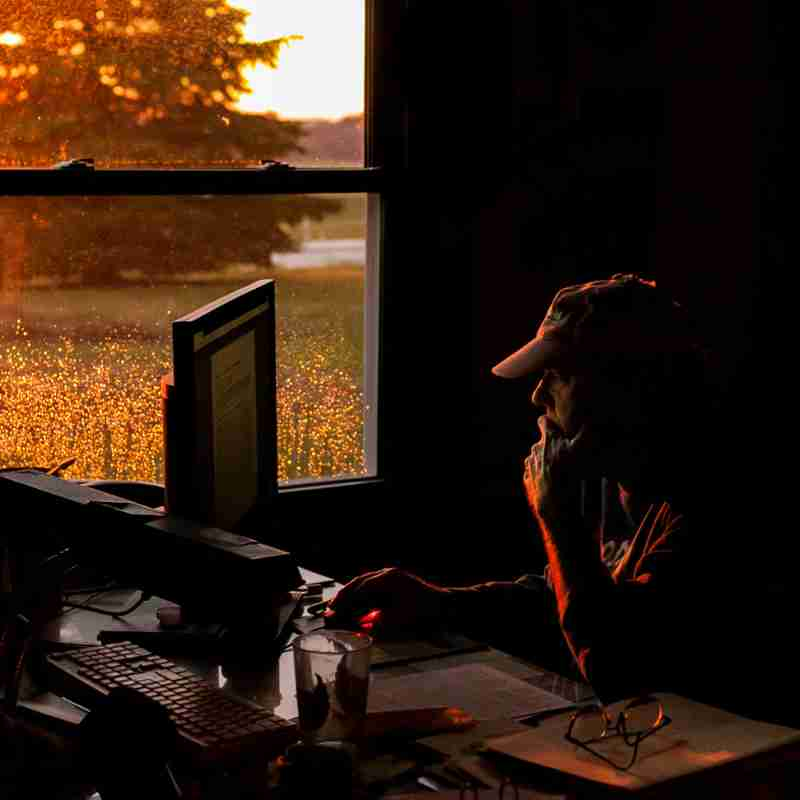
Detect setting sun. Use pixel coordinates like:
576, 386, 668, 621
0, 31, 25, 46
233, 0, 364, 120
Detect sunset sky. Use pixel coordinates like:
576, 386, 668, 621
233, 0, 364, 120
0, 3, 364, 121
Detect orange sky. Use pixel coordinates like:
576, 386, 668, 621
1, 3, 364, 120
233, 1, 364, 120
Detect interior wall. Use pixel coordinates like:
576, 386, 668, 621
374, 0, 785, 586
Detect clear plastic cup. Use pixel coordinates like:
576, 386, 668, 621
293, 629, 372, 744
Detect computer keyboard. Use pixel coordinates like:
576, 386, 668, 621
44, 641, 298, 764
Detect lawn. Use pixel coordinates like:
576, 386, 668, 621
0, 266, 368, 484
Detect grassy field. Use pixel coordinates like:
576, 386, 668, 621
1, 190, 371, 483
0, 266, 368, 484
294, 194, 368, 240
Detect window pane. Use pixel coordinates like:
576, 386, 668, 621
0, 193, 374, 485
0, 1, 364, 167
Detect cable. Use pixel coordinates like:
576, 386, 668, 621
64, 582, 139, 596
62, 590, 151, 619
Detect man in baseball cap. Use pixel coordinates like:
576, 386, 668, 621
326, 274, 793, 725
485, 273, 792, 721
494, 271, 707, 482
494, 274, 709, 503
490, 274, 717, 696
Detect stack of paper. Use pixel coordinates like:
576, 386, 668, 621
487, 693, 800, 793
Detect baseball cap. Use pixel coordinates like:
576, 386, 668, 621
491, 273, 698, 378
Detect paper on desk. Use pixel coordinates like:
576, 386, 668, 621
487, 692, 800, 791
368, 663, 574, 721
370, 632, 487, 668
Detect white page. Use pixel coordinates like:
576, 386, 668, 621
210, 329, 258, 529
368, 663, 574, 720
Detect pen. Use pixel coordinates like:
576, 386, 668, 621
420, 765, 464, 790
60, 695, 91, 714
443, 761, 491, 790
417, 775, 445, 792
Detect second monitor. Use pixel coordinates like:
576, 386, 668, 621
163, 279, 278, 533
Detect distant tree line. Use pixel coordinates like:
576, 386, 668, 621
295, 115, 364, 166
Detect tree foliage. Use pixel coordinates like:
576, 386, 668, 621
0, 1, 340, 285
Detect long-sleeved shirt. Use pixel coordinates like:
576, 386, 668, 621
540, 461, 796, 726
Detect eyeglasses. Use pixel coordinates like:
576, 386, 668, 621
564, 695, 672, 771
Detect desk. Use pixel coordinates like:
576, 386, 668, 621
2, 568, 594, 799
10, 579, 799, 799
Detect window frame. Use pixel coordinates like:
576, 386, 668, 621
0, 0, 407, 562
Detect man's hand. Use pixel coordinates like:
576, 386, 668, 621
326, 568, 450, 635
524, 416, 586, 530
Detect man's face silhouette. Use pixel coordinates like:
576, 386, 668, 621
531, 368, 588, 439
531, 363, 651, 480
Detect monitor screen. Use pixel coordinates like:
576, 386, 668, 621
164, 279, 278, 533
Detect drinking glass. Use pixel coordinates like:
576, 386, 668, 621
293, 629, 372, 744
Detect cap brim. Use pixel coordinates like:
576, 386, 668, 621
491, 336, 564, 378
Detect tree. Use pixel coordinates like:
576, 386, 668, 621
0, 1, 339, 285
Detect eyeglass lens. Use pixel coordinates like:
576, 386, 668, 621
572, 696, 662, 741
571, 707, 607, 741
622, 696, 663, 736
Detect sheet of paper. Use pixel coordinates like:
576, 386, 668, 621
371, 632, 488, 668
487, 692, 800, 791
368, 663, 574, 720
298, 567, 336, 587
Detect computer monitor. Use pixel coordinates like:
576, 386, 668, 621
163, 279, 278, 534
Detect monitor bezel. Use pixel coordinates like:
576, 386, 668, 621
169, 279, 278, 534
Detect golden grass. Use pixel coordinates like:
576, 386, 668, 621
0, 273, 368, 484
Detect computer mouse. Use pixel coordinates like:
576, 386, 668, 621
323, 607, 383, 635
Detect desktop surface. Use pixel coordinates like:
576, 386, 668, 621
5, 569, 596, 798
10, 569, 798, 800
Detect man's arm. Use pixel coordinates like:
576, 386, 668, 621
328, 568, 546, 635
524, 423, 684, 703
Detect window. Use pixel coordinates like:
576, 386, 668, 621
0, 1, 398, 497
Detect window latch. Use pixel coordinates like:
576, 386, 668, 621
258, 159, 293, 172
52, 158, 96, 170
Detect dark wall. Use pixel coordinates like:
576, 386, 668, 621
370, 0, 786, 586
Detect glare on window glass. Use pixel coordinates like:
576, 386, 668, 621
0, 195, 371, 484
0, 1, 364, 167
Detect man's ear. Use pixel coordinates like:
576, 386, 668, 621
600, 371, 653, 432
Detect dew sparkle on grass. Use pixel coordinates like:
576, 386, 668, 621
1, 320, 367, 483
